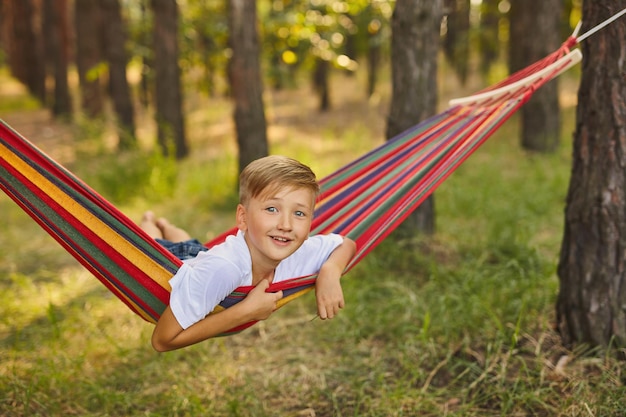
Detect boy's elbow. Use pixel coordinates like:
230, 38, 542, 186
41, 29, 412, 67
151, 336, 167, 352
151, 332, 174, 352
345, 237, 357, 255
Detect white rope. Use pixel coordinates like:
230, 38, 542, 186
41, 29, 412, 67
447, 8, 626, 108
575, 7, 626, 43
571, 21, 582, 39
448, 50, 583, 107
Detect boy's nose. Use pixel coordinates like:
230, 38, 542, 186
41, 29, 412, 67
277, 214, 292, 230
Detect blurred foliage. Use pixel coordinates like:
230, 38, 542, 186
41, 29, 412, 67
120, 0, 396, 96
260, 0, 394, 88
124, 0, 580, 96
3, 0, 583, 104
122, 1, 398, 94
178, 0, 230, 96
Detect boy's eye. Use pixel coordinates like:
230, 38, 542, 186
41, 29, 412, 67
295, 210, 306, 217
265, 207, 278, 213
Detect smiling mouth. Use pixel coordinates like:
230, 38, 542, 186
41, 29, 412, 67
272, 236, 291, 243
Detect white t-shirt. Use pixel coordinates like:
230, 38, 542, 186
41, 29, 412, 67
168, 230, 344, 329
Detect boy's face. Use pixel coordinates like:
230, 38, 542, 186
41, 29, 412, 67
236, 186, 315, 267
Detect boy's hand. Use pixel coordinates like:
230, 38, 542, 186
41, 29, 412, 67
241, 279, 283, 321
315, 265, 344, 319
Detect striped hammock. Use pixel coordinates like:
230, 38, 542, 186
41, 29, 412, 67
0, 39, 581, 336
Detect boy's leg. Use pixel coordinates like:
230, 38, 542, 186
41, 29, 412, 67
142, 213, 206, 260
140, 211, 164, 239
156, 217, 192, 243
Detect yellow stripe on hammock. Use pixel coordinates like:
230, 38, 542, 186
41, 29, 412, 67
0, 141, 174, 293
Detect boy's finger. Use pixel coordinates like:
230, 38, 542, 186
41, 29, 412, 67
256, 279, 270, 290
318, 305, 328, 320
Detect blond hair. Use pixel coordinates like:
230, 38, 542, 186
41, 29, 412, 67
239, 155, 319, 206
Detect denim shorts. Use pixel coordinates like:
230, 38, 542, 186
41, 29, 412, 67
156, 238, 209, 261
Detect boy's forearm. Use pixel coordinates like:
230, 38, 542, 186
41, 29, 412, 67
153, 304, 255, 352
182, 305, 255, 345
153, 280, 282, 351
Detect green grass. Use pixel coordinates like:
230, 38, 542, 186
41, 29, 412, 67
2, 74, 626, 416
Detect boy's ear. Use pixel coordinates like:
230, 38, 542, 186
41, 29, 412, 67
236, 204, 247, 231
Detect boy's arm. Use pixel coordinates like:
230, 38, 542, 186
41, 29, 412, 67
315, 236, 357, 320
151, 280, 282, 352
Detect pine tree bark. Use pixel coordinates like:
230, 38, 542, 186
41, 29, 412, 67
443, 0, 470, 84
5, 0, 46, 102
509, 0, 562, 152
557, 0, 626, 349
366, 30, 381, 98
101, 0, 136, 149
477, 0, 499, 76
43, 0, 72, 118
74, 0, 104, 118
227, 0, 268, 172
313, 57, 331, 112
152, 0, 188, 159
386, 0, 442, 236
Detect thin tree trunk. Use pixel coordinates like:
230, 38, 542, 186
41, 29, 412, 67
0, 2, 4, 49
557, 0, 626, 349
366, 29, 381, 98
443, 0, 470, 84
6, 0, 46, 102
74, 0, 104, 118
313, 57, 331, 112
43, 0, 72, 118
228, 0, 268, 172
152, 0, 188, 159
386, 0, 442, 236
139, 0, 152, 108
509, 0, 562, 152
101, 0, 136, 149
478, 0, 500, 76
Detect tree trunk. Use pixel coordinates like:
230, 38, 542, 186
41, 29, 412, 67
509, 0, 562, 152
138, 0, 152, 108
478, 0, 500, 76
43, 0, 72, 118
313, 57, 331, 112
386, 0, 442, 236
6, 0, 46, 102
152, 0, 188, 159
443, 0, 470, 85
366, 28, 381, 98
557, 0, 626, 349
74, 0, 104, 118
0, 2, 4, 50
228, 0, 268, 173
101, 0, 136, 149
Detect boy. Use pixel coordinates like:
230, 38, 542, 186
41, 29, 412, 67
142, 155, 356, 352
